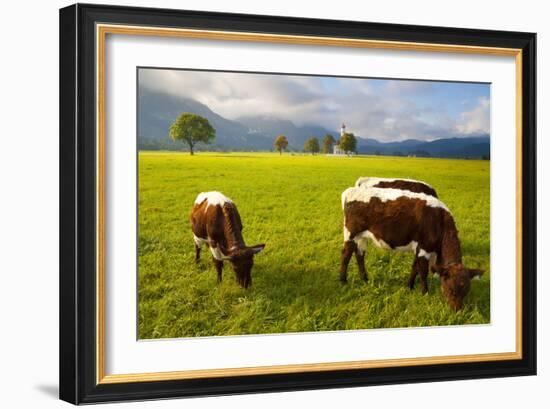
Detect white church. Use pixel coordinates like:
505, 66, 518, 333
333, 123, 354, 155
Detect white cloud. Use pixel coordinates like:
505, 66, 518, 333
139, 69, 489, 142
455, 97, 490, 135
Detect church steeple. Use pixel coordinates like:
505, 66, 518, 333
340, 123, 346, 137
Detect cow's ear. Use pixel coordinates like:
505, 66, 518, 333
249, 244, 265, 254
431, 265, 448, 277
467, 268, 484, 280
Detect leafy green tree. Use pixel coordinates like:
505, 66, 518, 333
274, 134, 289, 155
339, 132, 357, 155
169, 113, 216, 155
322, 134, 335, 154
304, 137, 320, 155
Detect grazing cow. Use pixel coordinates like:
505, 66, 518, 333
340, 186, 483, 310
355, 177, 438, 197
190, 191, 265, 288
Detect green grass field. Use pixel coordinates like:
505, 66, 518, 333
138, 151, 490, 339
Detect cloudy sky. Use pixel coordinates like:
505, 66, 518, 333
139, 68, 490, 142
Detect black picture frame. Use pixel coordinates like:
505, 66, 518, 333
59, 3, 536, 405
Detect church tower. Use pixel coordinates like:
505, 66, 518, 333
340, 123, 346, 137
334, 123, 347, 155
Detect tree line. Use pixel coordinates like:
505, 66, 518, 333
275, 133, 357, 155
168, 112, 357, 155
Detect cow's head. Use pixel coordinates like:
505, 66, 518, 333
225, 244, 265, 288
432, 263, 484, 311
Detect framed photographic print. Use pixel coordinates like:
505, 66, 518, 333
59, 3, 536, 404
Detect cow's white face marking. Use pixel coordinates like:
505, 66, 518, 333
355, 177, 435, 191
195, 191, 232, 210
341, 186, 449, 212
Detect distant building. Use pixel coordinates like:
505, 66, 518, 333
333, 123, 347, 155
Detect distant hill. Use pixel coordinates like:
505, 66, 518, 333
359, 138, 424, 148
138, 90, 490, 158
357, 136, 489, 158
138, 89, 273, 150
236, 116, 337, 150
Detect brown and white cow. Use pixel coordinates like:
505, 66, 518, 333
190, 192, 265, 288
355, 177, 438, 198
340, 186, 483, 310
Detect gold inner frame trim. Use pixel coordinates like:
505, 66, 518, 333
100, 352, 517, 384
95, 23, 523, 385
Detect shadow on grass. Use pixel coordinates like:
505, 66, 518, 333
140, 252, 491, 339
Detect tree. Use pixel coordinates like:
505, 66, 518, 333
274, 134, 289, 155
322, 134, 335, 154
304, 137, 320, 155
169, 113, 215, 155
339, 132, 357, 155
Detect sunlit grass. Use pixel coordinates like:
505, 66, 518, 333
138, 151, 490, 339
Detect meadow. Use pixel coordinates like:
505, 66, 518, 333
138, 151, 490, 339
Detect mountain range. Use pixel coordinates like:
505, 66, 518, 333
138, 89, 490, 159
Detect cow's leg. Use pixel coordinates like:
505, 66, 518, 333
193, 235, 202, 262
340, 240, 357, 283
212, 257, 223, 283
355, 238, 368, 283
414, 256, 430, 294
194, 243, 201, 262
408, 257, 418, 289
